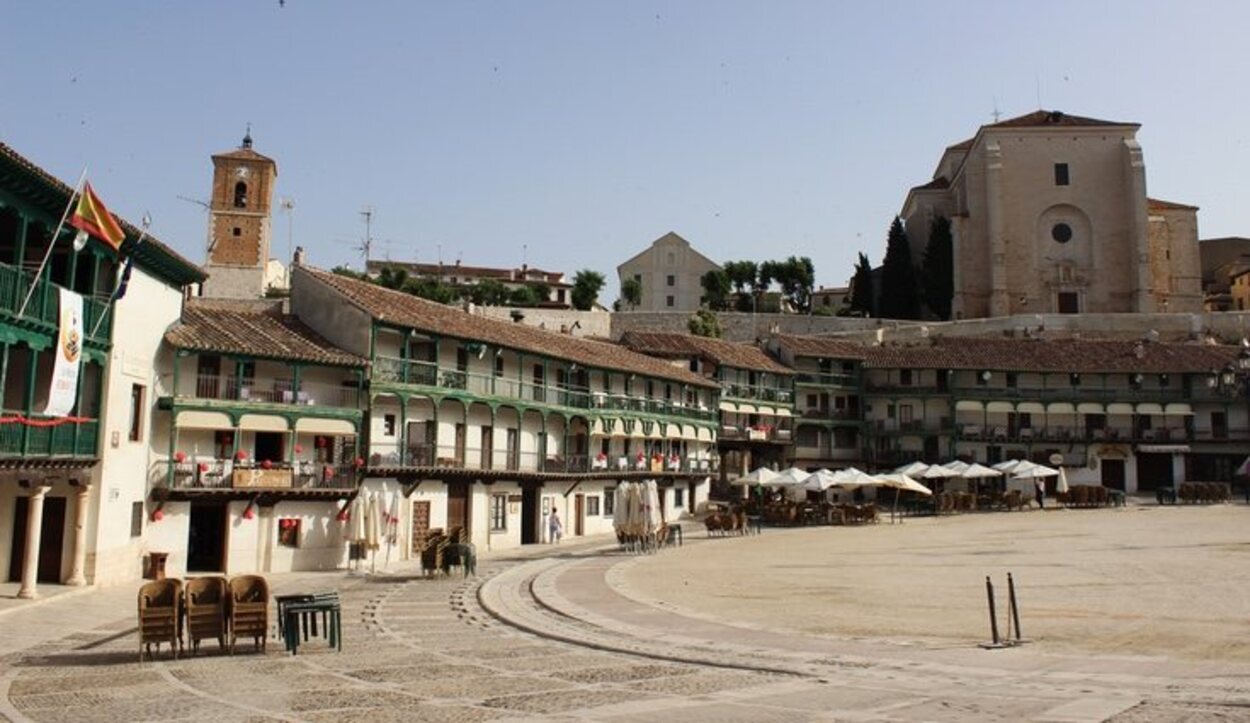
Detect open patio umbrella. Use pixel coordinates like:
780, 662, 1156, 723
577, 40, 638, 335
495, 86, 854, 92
961, 462, 1004, 479
993, 459, 1025, 473
384, 491, 401, 569
729, 466, 780, 486
1056, 466, 1070, 494
831, 467, 882, 489
875, 472, 933, 523
894, 461, 930, 478
942, 459, 971, 475
365, 492, 383, 572
771, 467, 812, 486
801, 468, 842, 492
1012, 461, 1060, 479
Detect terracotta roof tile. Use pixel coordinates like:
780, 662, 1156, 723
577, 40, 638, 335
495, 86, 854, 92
211, 147, 277, 167
166, 298, 366, 367
301, 268, 717, 388
1147, 197, 1199, 212
771, 335, 870, 360
910, 176, 950, 192
984, 110, 1135, 130
862, 337, 1238, 374
621, 331, 793, 375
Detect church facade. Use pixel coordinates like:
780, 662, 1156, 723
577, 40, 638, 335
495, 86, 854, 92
901, 110, 1202, 319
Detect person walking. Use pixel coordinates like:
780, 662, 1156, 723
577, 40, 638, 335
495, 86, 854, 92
548, 507, 563, 543
1035, 478, 1046, 510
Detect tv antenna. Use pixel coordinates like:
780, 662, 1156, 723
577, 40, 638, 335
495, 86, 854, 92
991, 96, 1001, 123
279, 197, 295, 285
177, 194, 213, 256
358, 206, 374, 264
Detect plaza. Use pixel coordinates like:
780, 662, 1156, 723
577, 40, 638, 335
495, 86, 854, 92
2, 502, 1249, 722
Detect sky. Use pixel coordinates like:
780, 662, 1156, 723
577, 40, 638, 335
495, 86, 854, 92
4, 1, 1249, 301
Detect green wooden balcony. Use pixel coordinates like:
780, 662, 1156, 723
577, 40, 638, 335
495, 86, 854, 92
0, 414, 99, 458
0, 261, 111, 342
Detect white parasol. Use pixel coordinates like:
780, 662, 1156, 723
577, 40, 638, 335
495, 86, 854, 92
832, 467, 883, 489
384, 491, 401, 569
801, 468, 842, 492
1056, 466, 1070, 494
729, 466, 780, 486
895, 461, 930, 478
942, 459, 972, 475
875, 472, 934, 523
1012, 461, 1060, 479
961, 462, 1004, 479
993, 459, 1025, 473
771, 467, 812, 487
613, 482, 629, 533
920, 464, 961, 480
365, 492, 383, 572
644, 479, 663, 534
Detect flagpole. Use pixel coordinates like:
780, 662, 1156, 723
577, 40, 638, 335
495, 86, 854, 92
88, 218, 148, 339
18, 167, 88, 319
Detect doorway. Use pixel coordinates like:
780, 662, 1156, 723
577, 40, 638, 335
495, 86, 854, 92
521, 484, 539, 545
1136, 453, 1173, 492
409, 500, 431, 556
254, 431, 284, 463
1100, 458, 1126, 491
1057, 292, 1079, 314
447, 482, 470, 537
187, 501, 227, 572
573, 494, 585, 536
8, 495, 67, 583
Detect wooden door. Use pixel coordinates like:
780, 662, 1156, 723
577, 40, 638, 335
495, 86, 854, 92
574, 494, 585, 536
447, 482, 470, 536
1101, 458, 1126, 491
480, 426, 493, 470
409, 501, 431, 555
9, 496, 66, 584
454, 423, 466, 467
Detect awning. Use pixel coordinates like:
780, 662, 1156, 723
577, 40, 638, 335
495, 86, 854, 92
718, 401, 738, 413
238, 414, 289, 432
954, 400, 983, 412
1164, 403, 1194, 416
1136, 403, 1164, 415
1106, 402, 1135, 415
1138, 444, 1191, 453
1047, 402, 1076, 415
294, 418, 357, 435
770, 407, 793, 418
698, 427, 714, 442
734, 403, 758, 416
1076, 402, 1105, 415
1017, 402, 1046, 414
175, 410, 233, 430
986, 401, 1014, 413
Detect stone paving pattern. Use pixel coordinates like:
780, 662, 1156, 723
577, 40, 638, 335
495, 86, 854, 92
1, 534, 1249, 721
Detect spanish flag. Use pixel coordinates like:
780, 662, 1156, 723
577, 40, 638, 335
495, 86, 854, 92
69, 182, 125, 252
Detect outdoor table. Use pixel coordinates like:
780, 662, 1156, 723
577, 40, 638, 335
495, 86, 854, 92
278, 593, 342, 655
1108, 490, 1126, 507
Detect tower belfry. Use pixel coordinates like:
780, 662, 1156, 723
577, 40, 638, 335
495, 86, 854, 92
201, 130, 278, 299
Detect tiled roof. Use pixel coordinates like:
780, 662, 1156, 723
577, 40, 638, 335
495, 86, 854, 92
861, 337, 1239, 374
620, 331, 793, 375
771, 335, 870, 360
211, 147, 277, 167
984, 110, 1135, 130
301, 268, 717, 388
773, 334, 1242, 374
0, 143, 205, 284
945, 138, 974, 151
366, 260, 568, 285
165, 299, 366, 367
1147, 197, 1199, 212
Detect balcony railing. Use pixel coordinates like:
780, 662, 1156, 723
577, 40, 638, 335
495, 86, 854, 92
0, 261, 111, 341
178, 374, 361, 409
954, 386, 1188, 402
153, 460, 358, 489
794, 372, 858, 387
798, 408, 860, 421
870, 418, 952, 436
367, 443, 716, 474
722, 383, 795, 404
954, 424, 1207, 443
0, 415, 98, 458
720, 424, 792, 442
372, 355, 717, 422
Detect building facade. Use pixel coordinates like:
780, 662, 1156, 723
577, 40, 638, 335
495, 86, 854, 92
617, 232, 720, 312
901, 110, 1203, 319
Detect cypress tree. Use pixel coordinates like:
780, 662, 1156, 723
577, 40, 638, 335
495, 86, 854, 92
879, 217, 919, 319
922, 215, 954, 320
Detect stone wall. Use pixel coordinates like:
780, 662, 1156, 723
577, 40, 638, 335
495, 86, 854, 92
470, 305, 613, 338
816, 311, 1250, 344
611, 312, 879, 341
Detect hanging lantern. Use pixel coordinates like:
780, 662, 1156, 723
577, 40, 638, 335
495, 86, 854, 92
335, 504, 349, 523
354, 457, 364, 468
261, 459, 273, 470
173, 451, 186, 463
294, 444, 304, 454
198, 462, 209, 473
235, 449, 248, 461
242, 502, 256, 520
151, 504, 165, 523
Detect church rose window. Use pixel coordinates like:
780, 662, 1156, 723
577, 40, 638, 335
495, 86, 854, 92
1051, 223, 1073, 243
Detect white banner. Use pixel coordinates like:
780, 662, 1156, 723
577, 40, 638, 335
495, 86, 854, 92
43, 288, 83, 417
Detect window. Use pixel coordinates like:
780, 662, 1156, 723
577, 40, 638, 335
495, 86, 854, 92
666, 295, 675, 307
490, 494, 507, 531
1006, 372, 1018, 388
130, 501, 144, 538
129, 384, 145, 441
886, 403, 896, 419
806, 393, 818, 408
1018, 412, 1032, 429
587, 496, 600, 516
899, 369, 913, 386
234, 181, 248, 207
383, 414, 396, 436
494, 355, 504, 377
796, 427, 820, 447
604, 488, 615, 516
674, 489, 685, 508
1159, 374, 1170, 388
1070, 372, 1081, 387
898, 404, 914, 424
1051, 223, 1073, 243
232, 227, 241, 237
666, 275, 675, 287
278, 519, 301, 548
1054, 163, 1069, 186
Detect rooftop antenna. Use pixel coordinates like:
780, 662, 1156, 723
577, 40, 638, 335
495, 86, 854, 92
358, 206, 373, 263
279, 197, 295, 286
1035, 73, 1042, 110
522, 243, 528, 267
991, 96, 1001, 123
177, 194, 213, 256
437, 242, 442, 265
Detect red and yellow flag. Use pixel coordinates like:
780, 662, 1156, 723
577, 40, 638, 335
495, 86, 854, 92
69, 182, 125, 251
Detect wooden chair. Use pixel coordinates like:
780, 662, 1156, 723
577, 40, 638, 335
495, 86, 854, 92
228, 575, 269, 655
138, 579, 182, 662
185, 576, 228, 655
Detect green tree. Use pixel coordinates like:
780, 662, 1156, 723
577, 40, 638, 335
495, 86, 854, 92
687, 309, 723, 338
507, 285, 541, 307
848, 252, 874, 316
376, 266, 409, 290
620, 277, 642, 309
700, 269, 732, 310
331, 265, 367, 280
922, 215, 954, 320
772, 256, 815, 313
570, 269, 606, 310
467, 279, 511, 306
723, 260, 758, 295
403, 276, 459, 304
879, 217, 919, 319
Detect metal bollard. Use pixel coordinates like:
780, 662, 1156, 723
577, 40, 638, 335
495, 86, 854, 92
980, 575, 1009, 649
1007, 572, 1030, 644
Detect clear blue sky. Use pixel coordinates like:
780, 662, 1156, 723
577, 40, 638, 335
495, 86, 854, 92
4, 1, 1248, 300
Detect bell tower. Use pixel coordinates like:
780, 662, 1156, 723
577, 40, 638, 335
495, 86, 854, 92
201, 129, 278, 299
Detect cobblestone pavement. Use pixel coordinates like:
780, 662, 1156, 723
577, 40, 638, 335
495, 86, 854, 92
2, 536, 1250, 722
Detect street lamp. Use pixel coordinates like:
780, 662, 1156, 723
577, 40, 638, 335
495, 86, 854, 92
1206, 342, 1250, 396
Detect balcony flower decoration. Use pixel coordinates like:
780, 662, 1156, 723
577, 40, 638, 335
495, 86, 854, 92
198, 462, 209, 473
174, 451, 186, 463
261, 459, 273, 470
667, 453, 681, 471
593, 452, 608, 470
150, 502, 165, 523
353, 457, 365, 468
242, 500, 256, 520
335, 503, 349, 523
235, 449, 248, 462
294, 444, 303, 454
323, 465, 336, 482
635, 451, 645, 468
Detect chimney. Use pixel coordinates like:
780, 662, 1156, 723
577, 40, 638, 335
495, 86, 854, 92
293, 246, 305, 267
